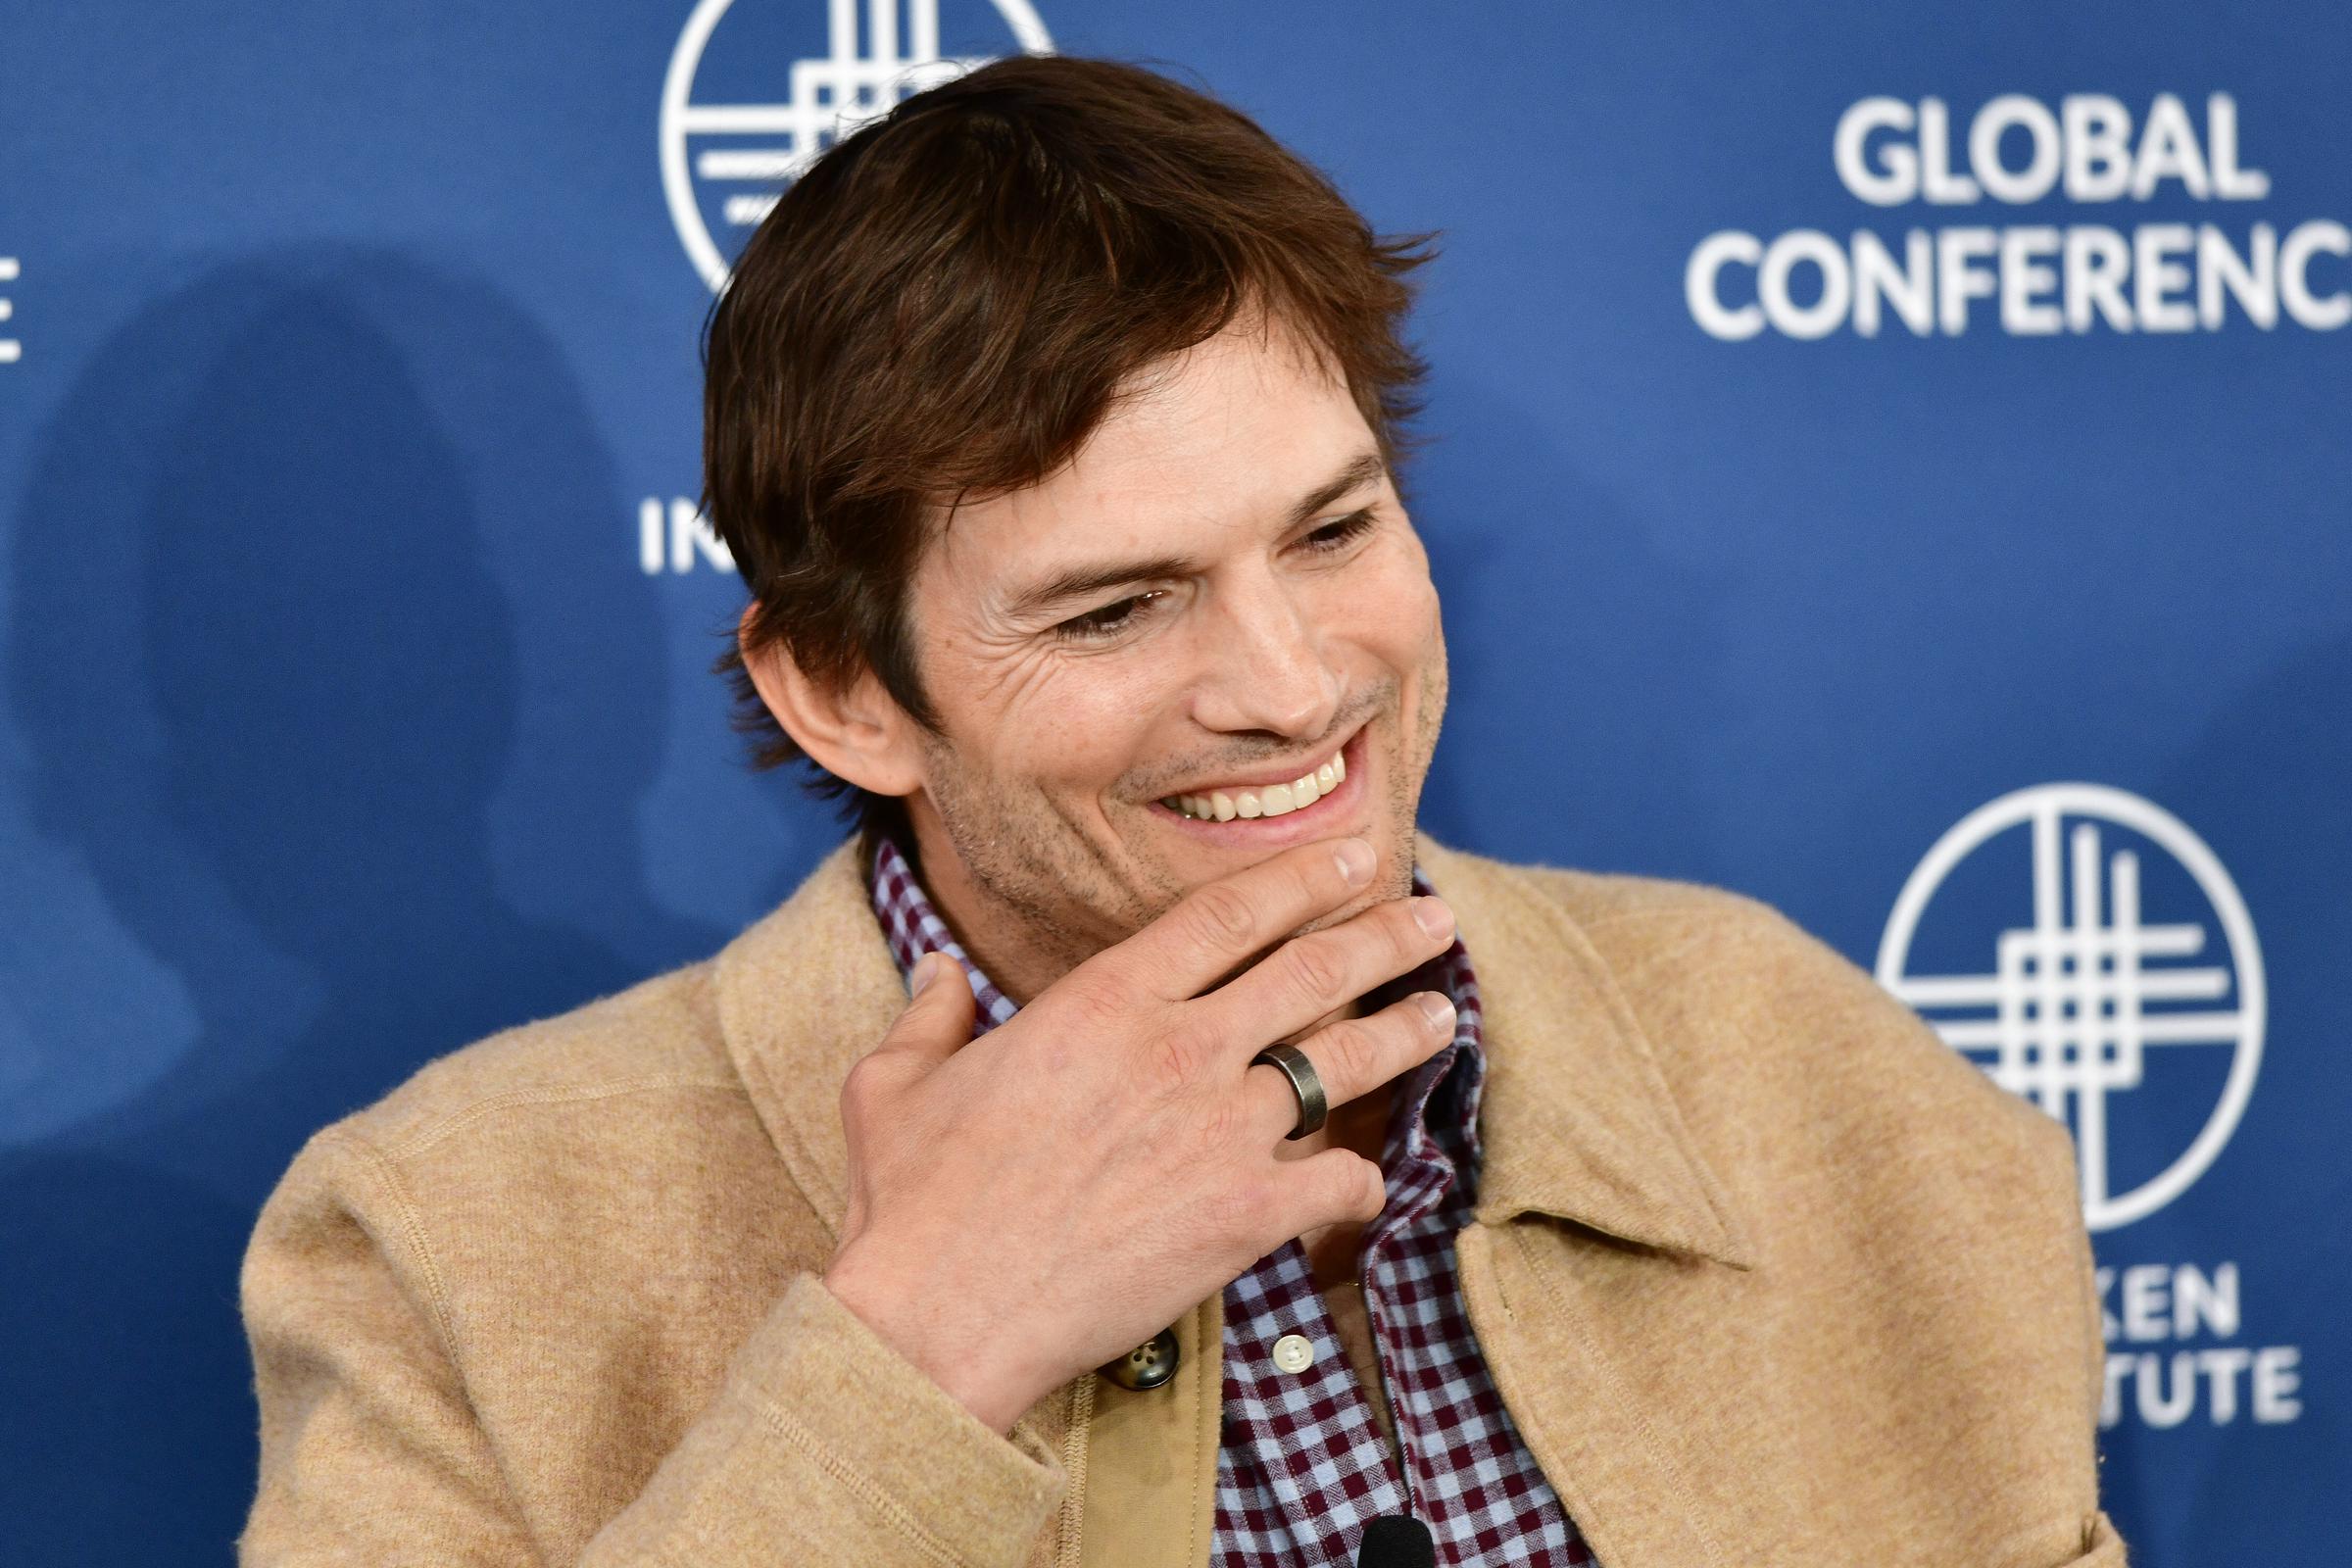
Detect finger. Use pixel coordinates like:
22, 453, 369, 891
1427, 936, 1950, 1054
1204, 893, 1455, 1052
1102, 837, 1382, 1003
878, 951, 978, 1068
1245, 990, 1457, 1143
1274, 1148, 1388, 1237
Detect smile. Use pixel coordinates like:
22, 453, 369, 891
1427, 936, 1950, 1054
1156, 742, 1348, 822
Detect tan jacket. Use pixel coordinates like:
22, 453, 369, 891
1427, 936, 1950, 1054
238, 836, 2126, 1567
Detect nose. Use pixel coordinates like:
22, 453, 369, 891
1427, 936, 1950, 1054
1187, 567, 1342, 741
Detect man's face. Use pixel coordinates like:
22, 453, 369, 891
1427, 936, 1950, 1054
897, 313, 1448, 988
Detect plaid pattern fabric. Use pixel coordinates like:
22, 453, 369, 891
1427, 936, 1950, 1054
866, 836, 1591, 1566
869, 836, 1018, 1030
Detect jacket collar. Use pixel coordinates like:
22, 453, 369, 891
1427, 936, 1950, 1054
714, 832, 1751, 1270
1414, 838, 1752, 1268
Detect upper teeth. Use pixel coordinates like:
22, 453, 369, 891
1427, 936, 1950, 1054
1161, 751, 1346, 821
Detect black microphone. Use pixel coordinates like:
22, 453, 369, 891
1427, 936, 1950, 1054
1355, 1513, 1435, 1568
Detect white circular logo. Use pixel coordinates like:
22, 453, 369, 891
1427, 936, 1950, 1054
661, 0, 1055, 292
1877, 783, 2265, 1232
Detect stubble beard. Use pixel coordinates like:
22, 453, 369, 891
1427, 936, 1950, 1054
916, 650, 1447, 992
915, 725, 1157, 988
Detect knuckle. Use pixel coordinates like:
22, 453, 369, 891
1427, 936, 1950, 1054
1185, 882, 1259, 950
1319, 1022, 1378, 1090
1150, 1027, 1200, 1087
1312, 1154, 1376, 1219
1165, 1007, 1234, 1074
1298, 1159, 1354, 1224
1283, 937, 1347, 1004
837, 1056, 884, 1122
1056, 975, 1129, 1036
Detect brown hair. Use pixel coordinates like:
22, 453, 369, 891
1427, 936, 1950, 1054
701, 54, 1436, 837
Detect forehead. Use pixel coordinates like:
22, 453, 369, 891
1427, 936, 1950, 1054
932, 316, 1379, 590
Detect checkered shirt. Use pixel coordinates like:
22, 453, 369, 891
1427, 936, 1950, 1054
866, 835, 1592, 1566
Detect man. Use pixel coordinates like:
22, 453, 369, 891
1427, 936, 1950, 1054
238, 56, 2125, 1568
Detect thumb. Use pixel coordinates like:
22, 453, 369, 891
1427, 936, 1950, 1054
888, 951, 977, 1065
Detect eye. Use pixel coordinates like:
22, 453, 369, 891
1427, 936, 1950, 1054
1053, 590, 1167, 643
1299, 510, 1376, 553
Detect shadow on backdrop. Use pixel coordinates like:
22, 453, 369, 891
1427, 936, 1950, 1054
1, 252, 723, 1560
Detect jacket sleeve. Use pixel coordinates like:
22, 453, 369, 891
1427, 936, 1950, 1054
238, 1129, 1068, 1567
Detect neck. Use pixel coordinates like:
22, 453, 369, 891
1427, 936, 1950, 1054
897, 803, 1099, 1005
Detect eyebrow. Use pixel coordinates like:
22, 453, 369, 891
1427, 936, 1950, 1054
1000, 451, 1390, 623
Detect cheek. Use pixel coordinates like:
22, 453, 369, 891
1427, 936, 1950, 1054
961, 654, 1177, 800
1345, 546, 1445, 668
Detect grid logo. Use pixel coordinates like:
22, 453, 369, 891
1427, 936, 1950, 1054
1878, 783, 2265, 1232
661, 0, 1054, 292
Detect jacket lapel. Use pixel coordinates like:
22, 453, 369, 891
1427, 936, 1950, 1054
1419, 837, 1757, 1568
1416, 837, 1751, 1267
713, 834, 1764, 1568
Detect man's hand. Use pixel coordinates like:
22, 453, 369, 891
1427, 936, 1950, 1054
818, 837, 1458, 1434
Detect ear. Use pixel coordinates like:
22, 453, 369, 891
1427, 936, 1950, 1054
737, 605, 926, 799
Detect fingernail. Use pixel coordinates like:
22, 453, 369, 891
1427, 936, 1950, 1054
1412, 897, 1453, 940
1414, 991, 1456, 1031
1334, 838, 1374, 886
911, 953, 947, 995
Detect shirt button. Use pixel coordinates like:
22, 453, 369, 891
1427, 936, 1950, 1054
1271, 1333, 1316, 1374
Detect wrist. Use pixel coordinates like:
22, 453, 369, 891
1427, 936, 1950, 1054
821, 1246, 1050, 1436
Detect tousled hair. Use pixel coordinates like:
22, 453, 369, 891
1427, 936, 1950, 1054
701, 54, 1436, 839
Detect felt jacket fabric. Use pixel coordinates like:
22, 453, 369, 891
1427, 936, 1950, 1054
237, 835, 2127, 1567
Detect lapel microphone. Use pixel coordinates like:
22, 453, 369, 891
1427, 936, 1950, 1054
1355, 1513, 1435, 1568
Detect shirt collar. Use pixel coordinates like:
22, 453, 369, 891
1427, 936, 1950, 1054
866, 833, 1019, 1031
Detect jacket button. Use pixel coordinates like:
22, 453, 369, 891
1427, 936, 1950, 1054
1100, 1326, 1181, 1391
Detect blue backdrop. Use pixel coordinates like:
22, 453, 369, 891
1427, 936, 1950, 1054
2, 2, 2344, 1561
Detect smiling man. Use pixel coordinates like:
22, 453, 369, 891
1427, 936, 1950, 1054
239, 56, 2125, 1568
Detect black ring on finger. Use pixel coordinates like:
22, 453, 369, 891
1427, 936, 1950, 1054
1249, 1042, 1329, 1141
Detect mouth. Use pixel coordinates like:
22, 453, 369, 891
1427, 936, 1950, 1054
1147, 724, 1369, 836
